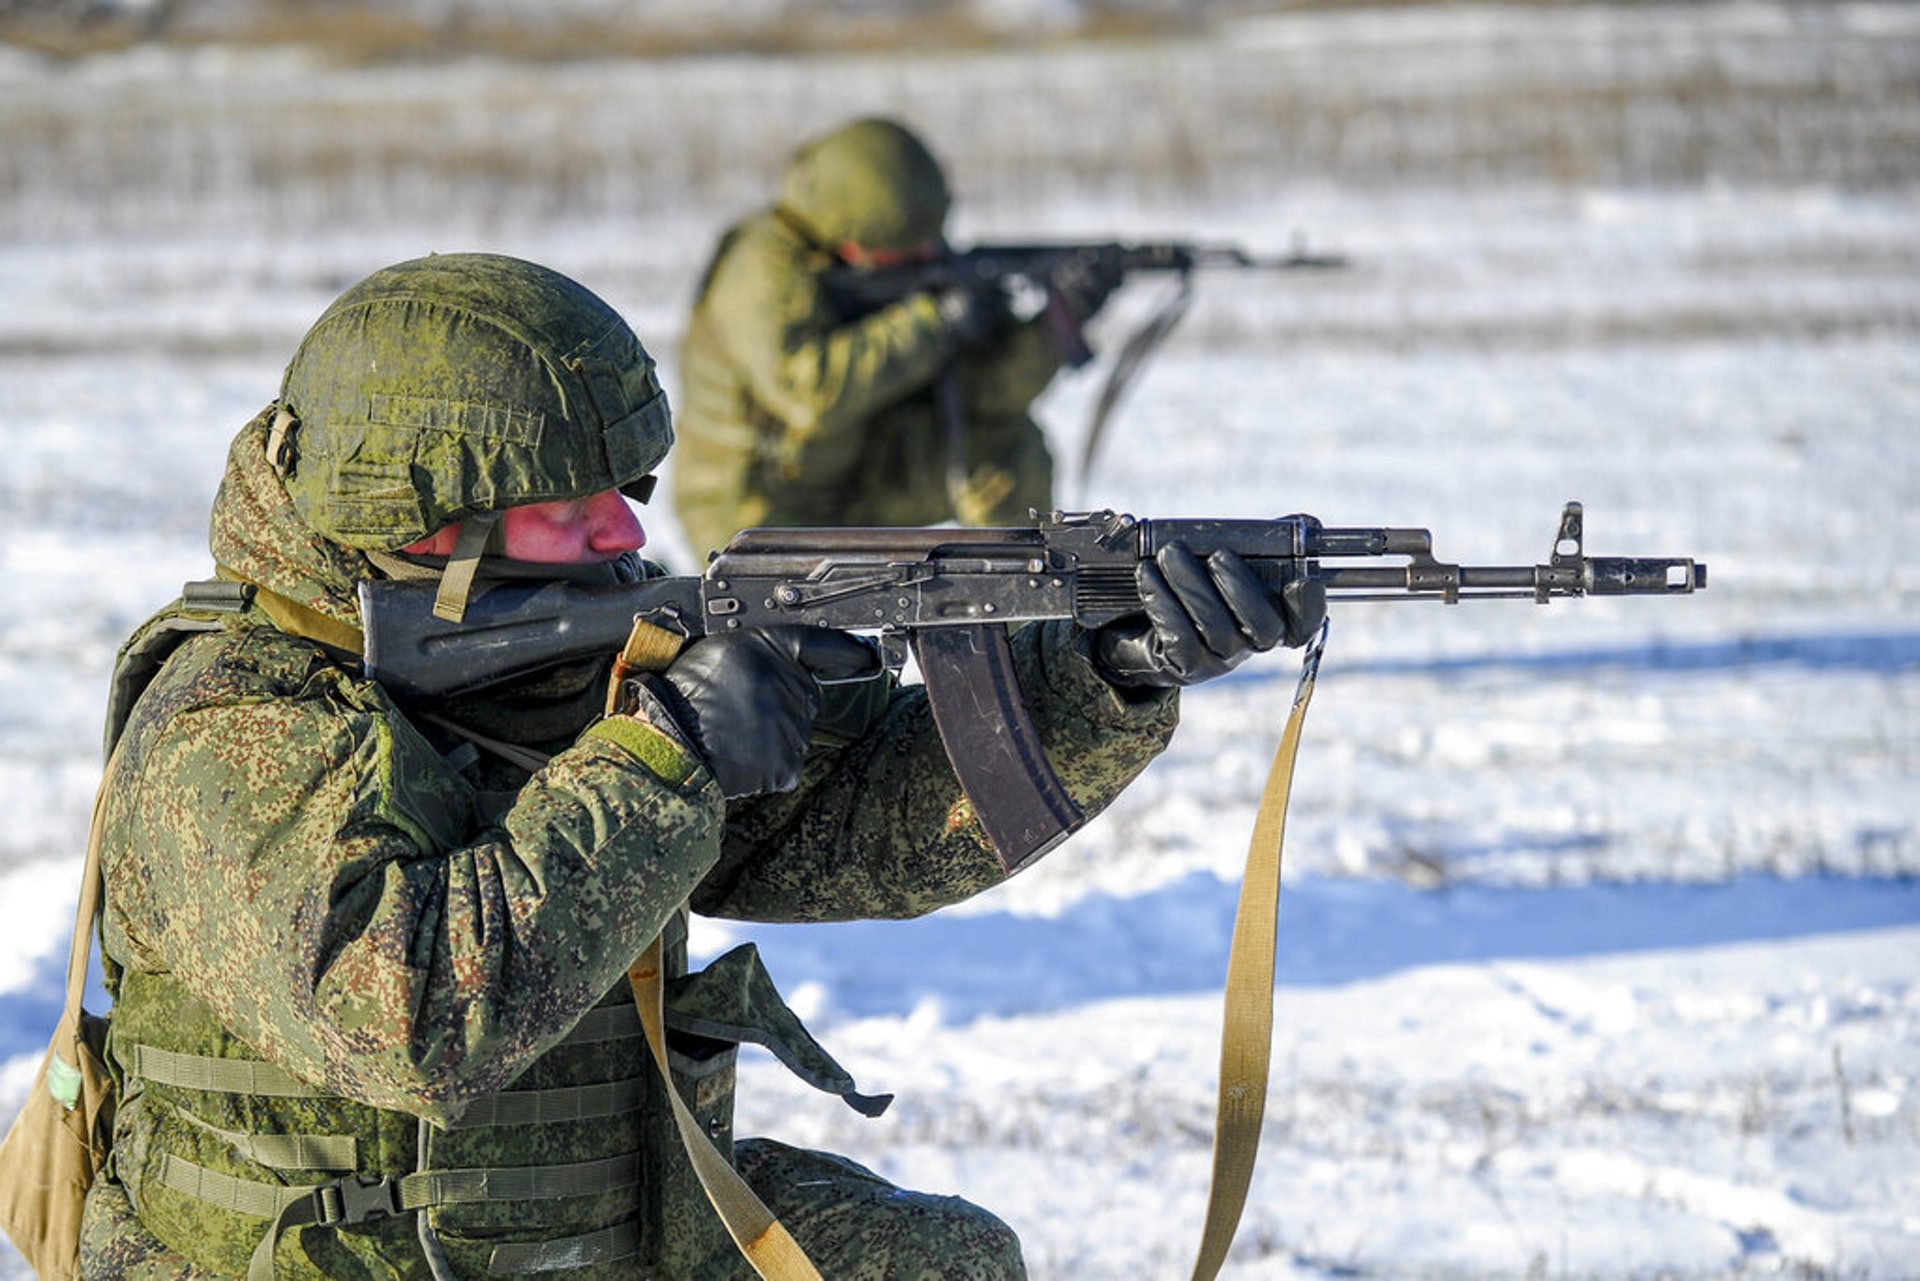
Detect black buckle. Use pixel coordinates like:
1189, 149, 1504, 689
314, 1175, 404, 1225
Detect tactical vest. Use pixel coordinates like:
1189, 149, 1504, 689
94, 587, 882, 1279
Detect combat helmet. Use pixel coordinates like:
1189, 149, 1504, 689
777, 117, 952, 252
270, 252, 670, 617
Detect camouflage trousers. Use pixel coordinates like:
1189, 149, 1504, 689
80, 1137, 1025, 1279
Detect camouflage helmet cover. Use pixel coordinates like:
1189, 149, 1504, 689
277, 252, 672, 551
776, 117, 952, 252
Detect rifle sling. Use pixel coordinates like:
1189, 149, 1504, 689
628, 938, 822, 1281
221, 574, 367, 658
1078, 271, 1195, 499
1191, 620, 1327, 1281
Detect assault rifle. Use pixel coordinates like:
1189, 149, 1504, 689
362, 502, 1704, 872
823, 238, 1347, 490
825, 240, 1346, 362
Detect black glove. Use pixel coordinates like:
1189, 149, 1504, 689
650, 627, 881, 798
1050, 250, 1125, 323
1092, 543, 1326, 690
934, 279, 1008, 352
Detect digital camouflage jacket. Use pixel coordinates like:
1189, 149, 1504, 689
78, 411, 1178, 1278
670, 208, 1066, 560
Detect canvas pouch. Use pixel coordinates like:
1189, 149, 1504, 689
0, 1005, 117, 1280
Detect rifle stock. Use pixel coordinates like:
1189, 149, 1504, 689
360, 502, 1705, 869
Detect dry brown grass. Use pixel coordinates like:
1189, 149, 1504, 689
2, 0, 1216, 63
4, 0, 1915, 243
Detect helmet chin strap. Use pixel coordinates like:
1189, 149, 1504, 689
432, 510, 503, 623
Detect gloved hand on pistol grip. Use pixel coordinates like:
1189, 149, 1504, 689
934, 279, 1008, 352
649, 627, 881, 798
1092, 542, 1326, 690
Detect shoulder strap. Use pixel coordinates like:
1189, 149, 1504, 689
102, 581, 250, 759
79, 579, 250, 1039
215, 572, 366, 658
65, 751, 116, 1010
53, 737, 124, 1081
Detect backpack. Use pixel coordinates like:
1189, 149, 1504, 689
0, 588, 244, 1278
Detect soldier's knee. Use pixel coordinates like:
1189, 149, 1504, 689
963, 1210, 1028, 1280
889, 1194, 1027, 1280
737, 1139, 1027, 1279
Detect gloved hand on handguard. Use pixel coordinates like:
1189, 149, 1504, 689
1091, 542, 1326, 691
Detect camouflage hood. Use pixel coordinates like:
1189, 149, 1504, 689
211, 406, 374, 629
206, 406, 645, 714
775, 117, 950, 251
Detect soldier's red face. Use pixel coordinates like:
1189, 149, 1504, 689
403, 490, 646, 564
836, 240, 938, 270
500, 490, 647, 563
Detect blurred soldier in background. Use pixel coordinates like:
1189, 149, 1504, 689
670, 116, 1121, 559
78, 252, 1317, 1278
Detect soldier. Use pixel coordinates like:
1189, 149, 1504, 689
670, 116, 1121, 559
78, 253, 1320, 1279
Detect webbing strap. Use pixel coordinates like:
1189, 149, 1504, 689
140, 999, 650, 1279
604, 616, 688, 716
235, 578, 366, 657
433, 512, 502, 624
161, 1154, 315, 1220
404, 1154, 639, 1205
165, 1150, 640, 1224
446, 1077, 644, 1130
130, 1045, 323, 1098
165, 1145, 642, 1281
216, 1131, 357, 1174
176, 1111, 357, 1172
628, 938, 823, 1281
55, 740, 119, 1080
134, 1007, 642, 1130
561, 1001, 644, 1044
1189, 621, 1327, 1281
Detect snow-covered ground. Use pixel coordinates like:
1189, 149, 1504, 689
2, 5, 1917, 1277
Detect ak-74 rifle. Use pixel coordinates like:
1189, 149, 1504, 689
823, 238, 1348, 494
361, 501, 1704, 872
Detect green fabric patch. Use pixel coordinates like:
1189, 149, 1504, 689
48, 1049, 82, 1109
585, 716, 703, 789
